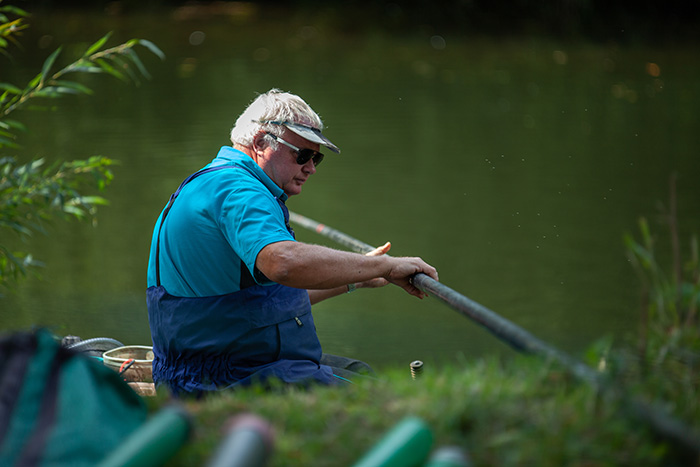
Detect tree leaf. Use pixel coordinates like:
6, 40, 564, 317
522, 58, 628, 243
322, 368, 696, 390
49, 80, 93, 95
2, 119, 26, 131
111, 54, 140, 84
95, 58, 126, 81
0, 136, 19, 148
0, 82, 22, 94
138, 39, 165, 61
83, 31, 112, 57
67, 65, 104, 74
0, 5, 30, 17
27, 73, 42, 89
33, 87, 63, 98
62, 205, 86, 218
125, 49, 151, 80
41, 47, 63, 82
67, 195, 110, 207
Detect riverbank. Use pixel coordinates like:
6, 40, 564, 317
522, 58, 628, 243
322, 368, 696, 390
153, 348, 698, 466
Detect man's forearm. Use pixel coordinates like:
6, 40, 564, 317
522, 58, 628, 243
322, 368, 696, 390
256, 241, 390, 289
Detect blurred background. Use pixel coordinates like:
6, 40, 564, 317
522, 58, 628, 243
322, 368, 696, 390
2, 0, 699, 370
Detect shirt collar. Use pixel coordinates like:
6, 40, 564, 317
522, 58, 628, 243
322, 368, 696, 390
211, 146, 288, 202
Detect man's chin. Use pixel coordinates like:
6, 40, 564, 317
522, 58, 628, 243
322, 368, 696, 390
285, 187, 302, 197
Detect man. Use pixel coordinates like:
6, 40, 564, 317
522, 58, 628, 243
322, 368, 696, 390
146, 89, 438, 394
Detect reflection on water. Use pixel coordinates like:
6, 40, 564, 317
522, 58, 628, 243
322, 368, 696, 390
2, 8, 699, 369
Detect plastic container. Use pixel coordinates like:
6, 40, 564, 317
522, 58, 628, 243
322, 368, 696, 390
425, 446, 472, 467
352, 416, 433, 467
206, 413, 275, 467
98, 405, 191, 467
103, 345, 154, 382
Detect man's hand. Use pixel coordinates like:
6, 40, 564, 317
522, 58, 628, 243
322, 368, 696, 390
384, 256, 438, 299
355, 242, 392, 290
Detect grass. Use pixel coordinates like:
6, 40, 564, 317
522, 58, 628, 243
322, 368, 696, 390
151, 350, 696, 466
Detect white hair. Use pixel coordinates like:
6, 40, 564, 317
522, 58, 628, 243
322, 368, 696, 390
230, 89, 324, 148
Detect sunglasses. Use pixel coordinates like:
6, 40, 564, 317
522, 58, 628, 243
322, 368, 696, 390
265, 132, 324, 167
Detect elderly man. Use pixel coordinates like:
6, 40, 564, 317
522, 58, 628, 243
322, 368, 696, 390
146, 89, 438, 394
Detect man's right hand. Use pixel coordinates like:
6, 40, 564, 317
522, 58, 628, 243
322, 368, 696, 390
385, 256, 439, 299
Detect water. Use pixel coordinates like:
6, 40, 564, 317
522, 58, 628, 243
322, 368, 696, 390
2, 8, 699, 370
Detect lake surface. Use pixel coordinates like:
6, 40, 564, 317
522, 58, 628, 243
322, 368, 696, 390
2, 7, 699, 370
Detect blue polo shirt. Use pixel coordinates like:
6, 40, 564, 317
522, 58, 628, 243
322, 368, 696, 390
146, 146, 295, 297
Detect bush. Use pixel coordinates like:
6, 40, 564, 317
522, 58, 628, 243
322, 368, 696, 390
0, 1, 163, 289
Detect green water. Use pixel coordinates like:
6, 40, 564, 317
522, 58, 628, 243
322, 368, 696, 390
2, 7, 699, 369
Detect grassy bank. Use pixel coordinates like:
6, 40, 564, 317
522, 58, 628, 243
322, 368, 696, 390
154, 349, 697, 466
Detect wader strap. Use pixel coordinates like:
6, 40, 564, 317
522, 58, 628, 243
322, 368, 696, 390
154, 165, 292, 287
155, 166, 237, 286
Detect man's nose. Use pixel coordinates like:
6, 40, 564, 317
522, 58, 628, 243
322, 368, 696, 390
302, 159, 316, 174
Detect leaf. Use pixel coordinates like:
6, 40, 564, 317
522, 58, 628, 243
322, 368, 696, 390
0, 18, 25, 34
27, 73, 42, 89
66, 65, 104, 74
41, 47, 63, 83
0, 136, 19, 148
33, 87, 63, 98
0, 5, 30, 17
62, 205, 86, 218
83, 32, 112, 57
0, 82, 22, 94
111, 54, 140, 84
124, 49, 151, 80
95, 58, 126, 81
138, 39, 166, 61
2, 119, 26, 131
7, 221, 32, 236
67, 195, 110, 206
49, 80, 93, 95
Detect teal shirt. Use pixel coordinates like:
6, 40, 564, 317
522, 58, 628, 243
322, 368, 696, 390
146, 146, 294, 297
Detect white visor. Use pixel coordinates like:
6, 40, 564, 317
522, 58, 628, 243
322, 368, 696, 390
256, 120, 340, 154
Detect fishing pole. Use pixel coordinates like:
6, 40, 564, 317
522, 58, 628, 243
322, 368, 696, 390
289, 210, 700, 461
289, 211, 597, 383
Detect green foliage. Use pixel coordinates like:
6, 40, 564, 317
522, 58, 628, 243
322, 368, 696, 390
0, 3, 28, 55
623, 177, 700, 357
0, 2, 164, 288
0, 156, 114, 284
617, 176, 700, 441
0, 30, 164, 146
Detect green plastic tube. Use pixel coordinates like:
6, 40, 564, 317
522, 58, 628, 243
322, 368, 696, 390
98, 405, 192, 467
424, 446, 472, 467
352, 416, 433, 467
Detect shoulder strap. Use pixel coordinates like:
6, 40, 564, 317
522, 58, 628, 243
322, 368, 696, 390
155, 166, 238, 286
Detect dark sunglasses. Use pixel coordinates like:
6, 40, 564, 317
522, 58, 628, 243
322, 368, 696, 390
265, 132, 324, 167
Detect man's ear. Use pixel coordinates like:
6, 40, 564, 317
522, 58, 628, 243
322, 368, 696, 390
253, 132, 268, 154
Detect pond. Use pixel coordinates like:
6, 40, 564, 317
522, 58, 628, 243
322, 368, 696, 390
2, 6, 699, 370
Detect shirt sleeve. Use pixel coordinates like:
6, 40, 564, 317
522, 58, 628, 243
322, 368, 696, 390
218, 179, 294, 280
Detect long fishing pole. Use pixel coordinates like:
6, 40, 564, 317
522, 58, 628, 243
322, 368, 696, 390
289, 210, 700, 460
289, 211, 596, 383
